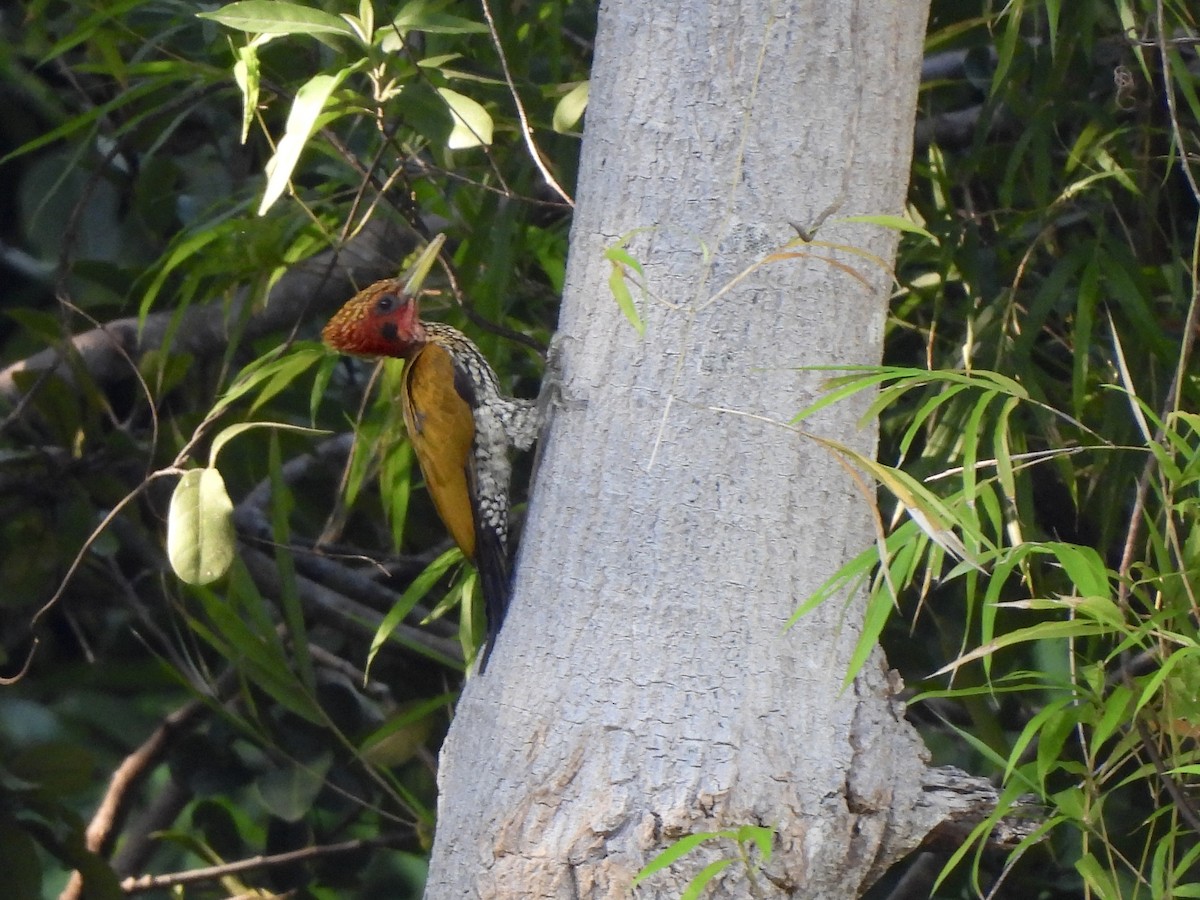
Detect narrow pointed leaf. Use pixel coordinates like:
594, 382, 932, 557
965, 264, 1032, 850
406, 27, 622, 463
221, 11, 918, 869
198, 1, 354, 37
259, 69, 352, 215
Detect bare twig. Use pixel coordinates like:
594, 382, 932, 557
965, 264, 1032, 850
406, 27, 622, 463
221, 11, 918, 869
120, 834, 408, 894
232, 433, 456, 640
478, 0, 574, 207
58, 672, 237, 900
0, 218, 415, 413
239, 547, 463, 665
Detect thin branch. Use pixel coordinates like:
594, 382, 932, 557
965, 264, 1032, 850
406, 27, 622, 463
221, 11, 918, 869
58, 672, 237, 900
478, 0, 574, 207
239, 547, 463, 665
120, 834, 408, 894
232, 432, 456, 640
0, 218, 414, 412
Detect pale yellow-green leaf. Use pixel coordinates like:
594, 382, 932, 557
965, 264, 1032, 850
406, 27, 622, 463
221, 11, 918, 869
436, 87, 493, 149
608, 264, 644, 336
168, 468, 236, 586
604, 244, 645, 278
838, 213, 937, 243
259, 69, 351, 215
198, 1, 353, 36
390, 0, 489, 36
553, 81, 589, 133
233, 36, 273, 144
930, 620, 1111, 678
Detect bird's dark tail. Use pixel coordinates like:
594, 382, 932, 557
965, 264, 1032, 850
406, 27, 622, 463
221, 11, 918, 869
473, 526, 510, 674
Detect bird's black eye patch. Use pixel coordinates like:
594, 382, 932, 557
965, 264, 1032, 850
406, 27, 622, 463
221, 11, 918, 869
380, 322, 399, 342
374, 293, 400, 314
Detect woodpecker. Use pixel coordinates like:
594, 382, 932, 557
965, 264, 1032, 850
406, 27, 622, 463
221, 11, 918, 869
322, 238, 538, 671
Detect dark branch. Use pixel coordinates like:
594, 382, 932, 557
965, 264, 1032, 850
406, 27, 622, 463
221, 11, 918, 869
0, 219, 418, 416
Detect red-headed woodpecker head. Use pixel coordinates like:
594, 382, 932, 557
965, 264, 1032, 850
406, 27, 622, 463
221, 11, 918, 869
322, 234, 445, 360
322, 280, 427, 359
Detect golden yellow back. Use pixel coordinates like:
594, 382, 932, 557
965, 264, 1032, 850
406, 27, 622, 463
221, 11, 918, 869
402, 342, 477, 560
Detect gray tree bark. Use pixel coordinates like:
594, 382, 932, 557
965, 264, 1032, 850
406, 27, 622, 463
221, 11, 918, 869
425, 1, 981, 896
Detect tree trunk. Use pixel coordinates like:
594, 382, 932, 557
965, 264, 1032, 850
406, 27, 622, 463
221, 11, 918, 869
426, 1, 966, 895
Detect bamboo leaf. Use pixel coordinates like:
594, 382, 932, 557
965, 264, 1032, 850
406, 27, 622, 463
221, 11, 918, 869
633, 831, 734, 886
838, 213, 937, 243
681, 859, 734, 900
931, 621, 1113, 678
608, 265, 644, 336
209, 421, 330, 469
259, 69, 354, 215
366, 549, 463, 678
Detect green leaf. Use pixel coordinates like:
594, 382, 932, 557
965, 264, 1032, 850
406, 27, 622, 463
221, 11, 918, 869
607, 260, 644, 336
436, 88, 493, 149
269, 434, 314, 694
8, 742, 96, 794
390, 0, 489, 36
931, 620, 1113, 678
214, 344, 325, 417
838, 214, 936, 243
380, 439, 414, 549
737, 824, 774, 862
1003, 696, 1072, 786
209, 421, 330, 469
198, 1, 354, 37
254, 754, 331, 822
0, 819, 42, 900
604, 245, 645, 278
233, 37, 271, 144
360, 696, 450, 766
187, 567, 325, 724
137, 223, 225, 322
553, 81, 589, 133
1049, 543, 1111, 600
633, 832, 730, 886
259, 68, 355, 215
1076, 852, 1120, 900
168, 468, 236, 586
681, 859, 734, 900
366, 549, 463, 678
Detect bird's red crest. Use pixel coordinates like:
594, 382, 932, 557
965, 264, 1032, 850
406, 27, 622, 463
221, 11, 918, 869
322, 279, 427, 359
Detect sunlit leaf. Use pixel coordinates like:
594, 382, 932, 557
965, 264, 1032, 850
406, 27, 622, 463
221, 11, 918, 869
259, 68, 355, 214
436, 87, 493, 149
168, 468, 236, 585
838, 213, 936, 243
608, 265, 644, 336
681, 859, 734, 900
232, 35, 274, 144
198, 1, 354, 37
553, 81, 589, 133
633, 831, 733, 886
390, 0, 489, 36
